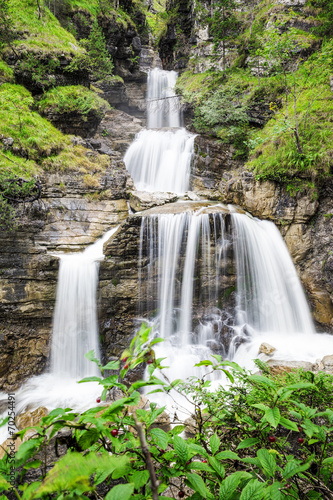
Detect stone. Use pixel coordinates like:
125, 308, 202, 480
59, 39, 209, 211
258, 343, 276, 356
184, 191, 201, 201
267, 360, 314, 376
15, 406, 49, 430
322, 354, 333, 374
184, 416, 199, 438
129, 191, 178, 212
0, 436, 22, 460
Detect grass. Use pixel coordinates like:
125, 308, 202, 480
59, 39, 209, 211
7, 0, 82, 54
0, 83, 110, 178
37, 85, 110, 119
0, 61, 14, 83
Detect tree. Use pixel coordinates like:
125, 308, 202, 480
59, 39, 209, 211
210, 0, 240, 71
258, 22, 313, 155
84, 19, 114, 80
0, 0, 17, 57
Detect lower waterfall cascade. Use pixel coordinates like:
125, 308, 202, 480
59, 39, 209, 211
1, 64, 333, 442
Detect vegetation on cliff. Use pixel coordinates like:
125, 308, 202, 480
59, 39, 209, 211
174, 0, 333, 193
0, 329, 332, 499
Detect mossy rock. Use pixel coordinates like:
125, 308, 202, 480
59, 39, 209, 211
37, 85, 111, 137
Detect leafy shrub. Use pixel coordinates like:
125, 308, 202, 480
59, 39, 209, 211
1, 326, 332, 499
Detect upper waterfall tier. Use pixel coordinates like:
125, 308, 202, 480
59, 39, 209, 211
147, 68, 181, 128
124, 68, 195, 194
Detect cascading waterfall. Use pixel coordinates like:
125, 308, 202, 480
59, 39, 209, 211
124, 68, 195, 193
51, 228, 117, 378
139, 207, 333, 391
0, 228, 117, 444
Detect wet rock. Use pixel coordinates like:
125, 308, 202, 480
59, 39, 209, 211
259, 343, 276, 356
129, 191, 178, 212
16, 406, 49, 430
184, 416, 199, 438
267, 360, 314, 376
322, 354, 333, 374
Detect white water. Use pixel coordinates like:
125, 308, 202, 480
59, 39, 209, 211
139, 208, 333, 417
0, 228, 118, 444
124, 67, 195, 194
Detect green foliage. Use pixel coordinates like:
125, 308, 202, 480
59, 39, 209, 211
0, 0, 16, 54
6, 0, 81, 53
37, 85, 110, 119
80, 19, 114, 80
1, 327, 332, 499
0, 60, 14, 82
16, 53, 61, 91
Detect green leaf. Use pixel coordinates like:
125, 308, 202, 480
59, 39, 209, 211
322, 457, 333, 466
131, 470, 150, 489
265, 482, 281, 500
78, 376, 102, 384
174, 435, 189, 463
222, 369, 235, 383
279, 418, 299, 432
257, 449, 276, 477
84, 350, 101, 367
249, 375, 276, 389
169, 425, 185, 436
105, 483, 135, 500
0, 477, 11, 492
189, 461, 213, 472
210, 433, 220, 455
240, 479, 265, 500
237, 438, 260, 450
102, 360, 120, 371
23, 460, 42, 470
188, 443, 209, 458
219, 471, 252, 500
78, 429, 100, 450
216, 450, 239, 460
150, 428, 168, 450
186, 473, 214, 499
209, 457, 225, 479
265, 408, 280, 428
285, 382, 314, 391
15, 438, 43, 464
283, 459, 311, 479
252, 403, 270, 412
194, 360, 213, 367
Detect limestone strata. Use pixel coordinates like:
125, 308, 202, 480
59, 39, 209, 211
0, 151, 131, 390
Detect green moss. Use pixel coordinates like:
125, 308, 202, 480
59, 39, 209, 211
7, 0, 82, 53
0, 83, 67, 161
37, 85, 110, 119
0, 60, 14, 82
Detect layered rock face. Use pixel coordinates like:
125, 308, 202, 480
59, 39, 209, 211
192, 135, 333, 332
0, 112, 135, 390
99, 204, 237, 362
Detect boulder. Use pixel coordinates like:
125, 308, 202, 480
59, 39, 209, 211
258, 343, 276, 356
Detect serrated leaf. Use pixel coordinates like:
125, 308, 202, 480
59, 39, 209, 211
150, 428, 168, 450
283, 460, 311, 479
169, 425, 185, 436
209, 457, 225, 479
240, 479, 265, 500
186, 473, 214, 499
174, 435, 189, 463
265, 408, 280, 428
219, 471, 252, 500
190, 461, 213, 472
252, 403, 270, 412
237, 438, 260, 450
188, 443, 208, 457
15, 438, 43, 464
78, 429, 100, 450
102, 360, 120, 371
210, 433, 220, 455
257, 449, 276, 477
131, 470, 150, 489
105, 483, 134, 500
265, 481, 281, 500
23, 460, 42, 470
216, 450, 239, 460
279, 417, 299, 432
285, 382, 314, 391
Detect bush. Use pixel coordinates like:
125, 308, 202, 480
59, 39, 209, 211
1, 327, 332, 499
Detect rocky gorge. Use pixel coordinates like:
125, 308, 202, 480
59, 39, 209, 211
0, 0, 333, 398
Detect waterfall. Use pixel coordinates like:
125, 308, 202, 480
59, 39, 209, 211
0, 228, 118, 444
51, 228, 117, 378
124, 68, 195, 194
139, 208, 332, 375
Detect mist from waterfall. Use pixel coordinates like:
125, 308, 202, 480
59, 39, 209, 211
124, 68, 195, 194
139, 208, 333, 403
